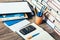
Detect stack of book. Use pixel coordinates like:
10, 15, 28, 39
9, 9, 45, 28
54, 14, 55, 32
0, 2, 33, 21
40, 0, 60, 35
45, 9, 60, 35
26, 0, 60, 35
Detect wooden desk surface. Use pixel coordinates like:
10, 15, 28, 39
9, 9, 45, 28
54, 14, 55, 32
0, 0, 23, 2
0, 21, 24, 40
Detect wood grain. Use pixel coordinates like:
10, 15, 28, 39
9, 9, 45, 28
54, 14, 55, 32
0, 0, 23, 2
0, 22, 23, 40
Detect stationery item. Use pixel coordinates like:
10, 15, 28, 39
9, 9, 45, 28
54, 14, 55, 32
35, 14, 43, 25
0, 2, 32, 14
52, 0, 60, 11
3, 19, 24, 26
40, 0, 60, 15
45, 11, 60, 33
46, 19, 60, 35
0, 2, 34, 21
47, 1, 60, 13
46, 19, 56, 29
5, 13, 24, 18
27, 33, 40, 39
4, 20, 30, 32
0, 15, 3, 18
0, 13, 28, 21
50, 9, 60, 22
54, 27, 60, 36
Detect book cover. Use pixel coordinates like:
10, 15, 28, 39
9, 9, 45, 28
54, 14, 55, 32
0, 13, 28, 21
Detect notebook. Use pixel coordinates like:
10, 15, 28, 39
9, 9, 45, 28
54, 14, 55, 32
0, 13, 28, 21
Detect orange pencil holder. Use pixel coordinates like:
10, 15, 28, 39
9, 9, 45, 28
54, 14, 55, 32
35, 16, 43, 25
35, 11, 43, 25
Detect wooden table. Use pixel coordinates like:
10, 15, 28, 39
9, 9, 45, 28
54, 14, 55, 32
0, 21, 24, 40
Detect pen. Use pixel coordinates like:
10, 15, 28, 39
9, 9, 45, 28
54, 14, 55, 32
27, 33, 40, 39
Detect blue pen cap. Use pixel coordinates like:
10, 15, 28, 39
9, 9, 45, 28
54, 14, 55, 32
37, 11, 43, 17
37, 5, 46, 17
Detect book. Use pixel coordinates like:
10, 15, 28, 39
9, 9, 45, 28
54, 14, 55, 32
45, 12, 60, 32
54, 27, 60, 36
0, 13, 28, 21
46, 19, 55, 29
49, 10, 60, 22
46, 19, 60, 35
53, 0, 60, 6
41, 0, 60, 15
4, 20, 30, 32
47, 1, 59, 12
0, 2, 32, 14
